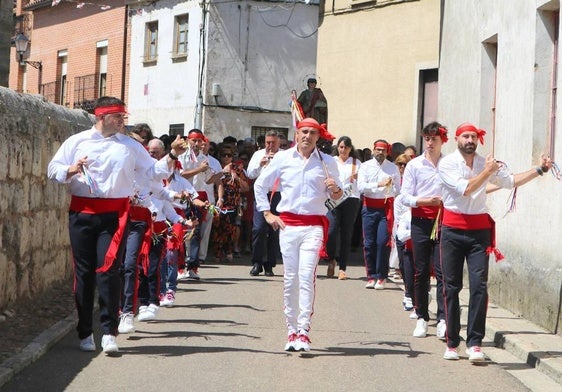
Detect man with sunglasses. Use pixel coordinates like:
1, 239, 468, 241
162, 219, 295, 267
400, 122, 448, 340
254, 118, 341, 352
47, 96, 187, 355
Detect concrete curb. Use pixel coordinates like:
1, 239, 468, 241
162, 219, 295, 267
485, 303, 562, 386
0, 312, 76, 389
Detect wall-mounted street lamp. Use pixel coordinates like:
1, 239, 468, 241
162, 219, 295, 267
14, 32, 43, 92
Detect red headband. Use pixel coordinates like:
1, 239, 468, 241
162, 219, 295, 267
297, 118, 335, 141
187, 132, 205, 141
438, 127, 449, 143
374, 141, 391, 155
456, 123, 486, 145
94, 105, 127, 117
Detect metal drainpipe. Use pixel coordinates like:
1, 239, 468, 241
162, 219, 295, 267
121, 5, 128, 102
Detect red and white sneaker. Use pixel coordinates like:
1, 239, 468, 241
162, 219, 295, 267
466, 346, 485, 363
284, 333, 298, 352
295, 334, 311, 352
160, 290, 175, 307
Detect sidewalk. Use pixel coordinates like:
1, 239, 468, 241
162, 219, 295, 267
0, 262, 561, 390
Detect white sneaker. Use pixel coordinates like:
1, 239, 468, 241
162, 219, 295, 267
436, 319, 446, 340
160, 290, 175, 307
295, 333, 311, 352
466, 346, 486, 363
118, 312, 135, 334
403, 297, 413, 311
79, 334, 96, 352
443, 347, 459, 360
413, 319, 428, 337
365, 279, 376, 289
177, 269, 189, 280
374, 279, 385, 290
284, 333, 298, 352
188, 268, 201, 280
101, 334, 119, 355
138, 303, 159, 321
409, 310, 418, 319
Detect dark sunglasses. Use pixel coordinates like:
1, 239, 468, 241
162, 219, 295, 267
221, 153, 232, 158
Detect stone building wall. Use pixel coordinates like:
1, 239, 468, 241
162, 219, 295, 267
0, 87, 93, 311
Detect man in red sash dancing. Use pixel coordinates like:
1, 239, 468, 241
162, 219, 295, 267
439, 122, 551, 362
254, 118, 342, 352
47, 96, 187, 355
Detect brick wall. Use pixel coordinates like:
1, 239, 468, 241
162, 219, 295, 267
9, 0, 129, 107
0, 87, 93, 311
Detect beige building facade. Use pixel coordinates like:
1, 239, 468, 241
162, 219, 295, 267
316, 0, 441, 150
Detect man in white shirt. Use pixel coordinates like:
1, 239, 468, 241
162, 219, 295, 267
179, 129, 220, 279
400, 122, 448, 340
47, 96, 187, 355
197, 136, 223, 264
247, 130, 282, 277
439, 122, 551, 362
357, 140, 401, 290
254, 118, 342, 352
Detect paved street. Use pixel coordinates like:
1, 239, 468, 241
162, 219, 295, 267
0, 254, 558, 392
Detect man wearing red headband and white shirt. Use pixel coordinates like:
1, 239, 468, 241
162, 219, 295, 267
254, 118, 342, 352
179, 129, 220, 279
400, 122, 448, 340
357, 139, 401, 290
47, 96, 187, 355
439, 122, 551, 362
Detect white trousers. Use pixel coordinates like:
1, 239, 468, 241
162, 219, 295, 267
280, 224, 323, 334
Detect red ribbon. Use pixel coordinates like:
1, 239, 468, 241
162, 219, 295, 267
455, 123, 486, 145
374, 141, 392, 156
187, 132, 205, 140
94, 105, 127, 116
438, 127, 449, 143
297, 118, 335, 141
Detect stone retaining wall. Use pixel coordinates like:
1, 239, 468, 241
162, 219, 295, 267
0, 87, 93, 311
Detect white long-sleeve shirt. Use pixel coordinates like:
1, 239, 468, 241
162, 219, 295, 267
439, 149, 514, 214
357, 158, 401, 199
254, 147, 341, 216
336, 156, 361, 199
400, 153, 442, 208
179, 149, 220, 203
47, 126, 171, 198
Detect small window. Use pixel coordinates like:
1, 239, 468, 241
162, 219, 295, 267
174, 14, 189, 59
145, 21, 158, 63
169, 123, 185, 137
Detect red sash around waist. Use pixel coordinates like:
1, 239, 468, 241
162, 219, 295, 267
442, 209, 504, 261
174, 207, 186, 218
153, 220, 168, 234
279, 212, 329, 259
70, 196, 130, 273
412, 206, 441, 220
129, 206, 153, 275
363, 197, 395, 245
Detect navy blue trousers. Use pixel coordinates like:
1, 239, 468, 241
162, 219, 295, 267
361, 206, 390, 279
